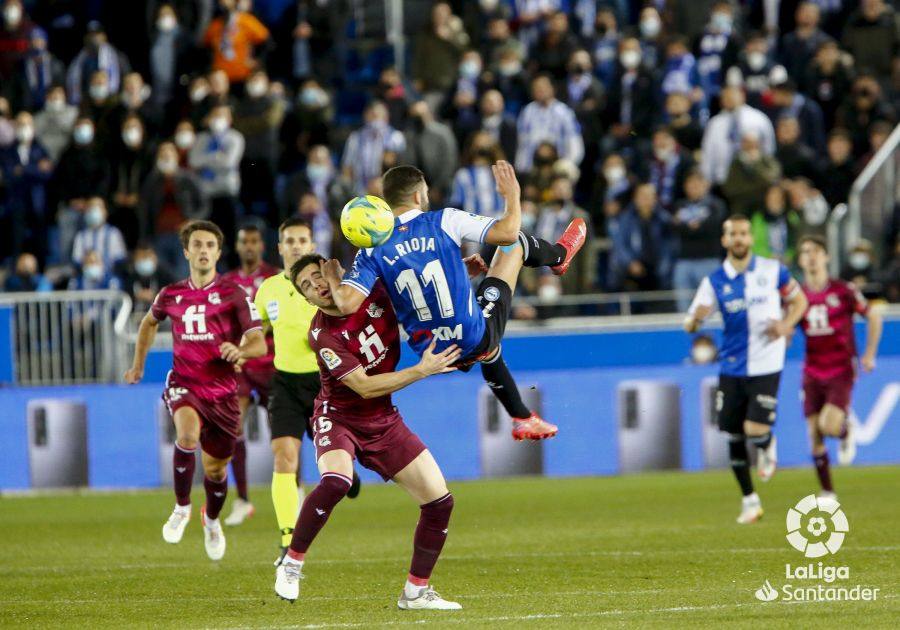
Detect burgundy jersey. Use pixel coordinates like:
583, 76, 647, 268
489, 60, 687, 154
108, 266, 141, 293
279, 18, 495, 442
221, 262, 279, 371
800, 279, 868, 380
151, 276, 263, 400
309, 283, 401, 421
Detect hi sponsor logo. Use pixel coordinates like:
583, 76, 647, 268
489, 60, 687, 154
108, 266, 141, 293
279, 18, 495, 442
753, 495, 880, 603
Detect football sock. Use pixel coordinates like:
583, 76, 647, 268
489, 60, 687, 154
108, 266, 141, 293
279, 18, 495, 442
728, 435, 755, 496
290, 473, 352, 554
814, 452, 834, 492
749, 432, 772, 450
409, 493, 454, 583
517, 231, 565, 268
404, 576, 428, 598
173, 443, 196, 507
273, 472, 300, 547
231, 438, 249, 501
480, 352, 531, 419
203, 475, 228, 520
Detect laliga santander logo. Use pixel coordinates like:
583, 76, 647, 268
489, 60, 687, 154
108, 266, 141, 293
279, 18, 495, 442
786, 494, 849, 558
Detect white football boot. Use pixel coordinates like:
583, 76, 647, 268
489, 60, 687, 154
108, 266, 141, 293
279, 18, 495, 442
275, 561, 303, 602
162, 505, 191, 543
398, 586, 462, 610
838, 421, 857, 466
757, 435, 778, 482
201, 506, 226, 560
223, 498, 255, 526
737, 493, 764, 524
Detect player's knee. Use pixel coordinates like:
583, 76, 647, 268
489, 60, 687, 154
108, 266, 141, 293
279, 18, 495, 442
819, 405, 845, 436
176, 436, 199, 450
319, 472, 352, 500
727, 434, 748, 465
421, 492, 454, 525
204, 460, 228, 481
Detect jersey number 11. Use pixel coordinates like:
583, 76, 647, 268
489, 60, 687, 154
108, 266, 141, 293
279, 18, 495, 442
394, 260, 455, 322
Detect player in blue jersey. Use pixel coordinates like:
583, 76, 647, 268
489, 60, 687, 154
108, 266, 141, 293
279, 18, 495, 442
322, 161, 586, 441
683, 214, 808, 524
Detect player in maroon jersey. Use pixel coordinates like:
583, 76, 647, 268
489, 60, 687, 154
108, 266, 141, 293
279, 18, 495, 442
797, 235, 883, 499
273, 253, 464, 610
220, 225, 279, 526
124, 221, 267, 560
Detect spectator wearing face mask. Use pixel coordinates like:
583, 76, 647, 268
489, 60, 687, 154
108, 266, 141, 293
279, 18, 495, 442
664, 91, 703, 152
636, 5, 664, 72
116, 72, 162, 140
71, 197, 127, 270
603, 38, 658, 151
770, 79, 826, 155
638, 127, 694, 212
535, 175, 595, 296
3, 252, 51, 292
476, 89, 517, 164
659, 36, 707, 125
441, 50, 491, 146
51, 117, 111, 262
278, 78, 331, 171
296, 191, 333, 258
203, 0, 270, 85
485, 47, 530, 116
119, 242, 174, 312
722, 131, 782, 216
608, 182, 675, 292
139, 141, 207, 277
110, 115, 155, 247
724, 32, 774, 111
233, 69, 284, 223
68, 249, 121, 291
694, 1, 742, 108
149, 4, 199, 116
591, 153, 633, 232
188, 103, 244, 245
835, 75, 896, 158
403, 100, 458, 204
590, 8, 621, 92
66, 21, 131, 105
281, 144, 334, 222
840, 239, 877, 288
341, 100, 405, 195
563, 49, 605, 176
79, 70, 120, 152
450, 131, 506, 220
10, 26, 64, 112
0, 111, 54, 263
515, 74, 583, 173
0, 0, 33, 83
33, 85, 77, 163
482, 16, 525, 73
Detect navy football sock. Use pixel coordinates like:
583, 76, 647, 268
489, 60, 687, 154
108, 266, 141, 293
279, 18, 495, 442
481, 352, 531, 419
728, 435, 754, 496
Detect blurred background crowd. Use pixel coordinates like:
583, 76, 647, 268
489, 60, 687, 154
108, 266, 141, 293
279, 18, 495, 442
1, 0, 899, 316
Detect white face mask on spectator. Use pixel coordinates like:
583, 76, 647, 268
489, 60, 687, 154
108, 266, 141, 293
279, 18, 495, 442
538, 282, 562, 301
122, 127, 142, 147
307, 163, 331, 181
247, 79, 268, 98
157, 14, 177, 32
620, 50, 641, 70
89, 84, 109, 101
74, 124, 94, 145
747, 51, 767, 71
46, 97, 66, 112
640, 16, 661, 38
175, 130, 195, 149
210, 117, 230, 134
190, 86, 208, 102
4, 4, 22, 26
157, 158, 178, 175
604, 165, 626, 183
135, 258, 157, 276
85, 205, 105, 227
849, 253, 870, 270
16, 125, 33, 143
84, 264, 104, 281
498, 61, 521, 77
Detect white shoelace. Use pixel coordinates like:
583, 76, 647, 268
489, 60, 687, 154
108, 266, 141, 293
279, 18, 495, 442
283, 562, 304, 584
166, 512, 188, 529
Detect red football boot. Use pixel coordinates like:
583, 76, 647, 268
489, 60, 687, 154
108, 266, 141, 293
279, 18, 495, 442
511, 413, 559, 441
550, 217, 588, 276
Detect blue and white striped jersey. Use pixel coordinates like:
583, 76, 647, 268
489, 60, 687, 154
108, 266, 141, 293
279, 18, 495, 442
342, 208, 496, 357
689, 255, 800, 377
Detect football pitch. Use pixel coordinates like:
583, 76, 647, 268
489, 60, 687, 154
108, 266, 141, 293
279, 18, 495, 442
1, 467, 897, 629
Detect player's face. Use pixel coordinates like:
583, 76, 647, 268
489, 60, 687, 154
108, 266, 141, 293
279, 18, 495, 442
236, 229, 263, 265
184, 230, 221, 272
799, 241, 828, 274
278, 226, 315, 271
295, 263, 334, 308
722, 219, 752, 260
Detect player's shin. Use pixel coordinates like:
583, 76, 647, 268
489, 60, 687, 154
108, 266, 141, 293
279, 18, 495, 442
231, 438, 249, 501
173, 443, 197, 506
813, 451, 834, 493
514, 232, 566, 268
287, 472, 352, 561
728, 435, 754, 496
407, 493, 454, 593
480, 353, 531, 419
203, 475, 228, 521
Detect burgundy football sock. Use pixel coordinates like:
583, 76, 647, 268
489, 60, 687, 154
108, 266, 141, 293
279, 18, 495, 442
231, 438, 249, 501
204, 476, 228, 520
289, 473, 352, 555
813, 452, 833, 493
173, 443, 196, 506
409, 493, 454, 582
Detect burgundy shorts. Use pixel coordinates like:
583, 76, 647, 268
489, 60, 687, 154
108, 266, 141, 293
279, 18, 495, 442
310, 409, 426, 481
236, 366, 274, 406
163, 383, 240, 460
802, 372, 854, 417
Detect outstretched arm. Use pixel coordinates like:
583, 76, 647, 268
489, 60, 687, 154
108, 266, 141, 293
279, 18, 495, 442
341, 341, 461, 399
322, 259, 366, 315
484, 160, 522, 246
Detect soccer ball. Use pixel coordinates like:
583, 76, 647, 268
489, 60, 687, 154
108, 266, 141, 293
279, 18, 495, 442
340, 195, 395, 248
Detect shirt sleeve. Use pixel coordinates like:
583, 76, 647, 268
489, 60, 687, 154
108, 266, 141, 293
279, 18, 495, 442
688, 276, 718, 316
777, 263, 800, 299
440, 208, 497, 246
233, 288, 263, 334
341, 249, 379, 297
150, 288, 168, 321
310, 330, 362, 381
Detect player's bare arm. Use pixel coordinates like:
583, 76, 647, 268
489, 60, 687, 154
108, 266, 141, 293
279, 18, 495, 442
124, 312, 160, 384
766, 289, 808, 340
684, 304, 712, 333
484, 160, 521, 246
861, 304, 884, 372
323, 259, 366, 315
341, 340, 461, 399
220, 328, 267, 364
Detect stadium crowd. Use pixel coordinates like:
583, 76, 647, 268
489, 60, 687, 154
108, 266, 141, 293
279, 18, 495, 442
1, 0, 899, 311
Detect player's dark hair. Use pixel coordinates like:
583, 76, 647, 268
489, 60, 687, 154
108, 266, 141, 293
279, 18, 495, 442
278, 216, 311, 239
289, 253, 327, 290
382, 165, 425, 208
180, 220, 224, 250
236, 223, 262, 238
798, 234, 828, 252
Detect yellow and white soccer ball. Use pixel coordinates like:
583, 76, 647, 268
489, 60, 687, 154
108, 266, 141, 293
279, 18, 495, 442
339, 195, 395, 248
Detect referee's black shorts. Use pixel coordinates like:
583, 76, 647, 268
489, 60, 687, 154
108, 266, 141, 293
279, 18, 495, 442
716, 372, 781, 434
267, 370, 320, 440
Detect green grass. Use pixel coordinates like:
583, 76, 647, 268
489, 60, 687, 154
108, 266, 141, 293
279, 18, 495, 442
1, 467, 898, 628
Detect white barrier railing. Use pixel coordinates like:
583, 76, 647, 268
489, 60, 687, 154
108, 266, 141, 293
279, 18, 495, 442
0, 290, 132, 386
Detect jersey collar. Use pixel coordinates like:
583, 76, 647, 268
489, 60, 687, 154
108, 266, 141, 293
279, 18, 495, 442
397, 208, 423, 224
723, 255, 756, 279
187, 276, 218, 291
